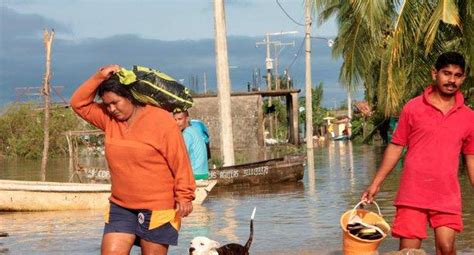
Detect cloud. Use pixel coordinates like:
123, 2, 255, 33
199, 0, 253, 13
226, 0, 254, 7
0, 6, 71, 39
0, 7, 346, 108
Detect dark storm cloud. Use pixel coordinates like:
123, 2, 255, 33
0, 8, 344, 108
0, 6, 71, 39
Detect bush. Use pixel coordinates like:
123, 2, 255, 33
0, 102, 89, 159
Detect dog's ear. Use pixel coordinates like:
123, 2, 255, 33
211, 240, 220, 249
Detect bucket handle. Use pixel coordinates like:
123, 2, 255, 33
349, 200, 382, 222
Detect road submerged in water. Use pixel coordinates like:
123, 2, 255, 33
1, 142, 473, 254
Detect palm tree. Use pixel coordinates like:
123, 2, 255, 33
313, 0, 473, 117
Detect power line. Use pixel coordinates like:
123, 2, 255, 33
286, 35, 335, 72
286, 37, 305, 71
275, 0, 306, 27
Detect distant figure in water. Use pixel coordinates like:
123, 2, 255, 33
71, 64, 196, 255
361, 52, 474, 255
173, 109, 209, 180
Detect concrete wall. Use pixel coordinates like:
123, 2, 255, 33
188, 95, 263, 150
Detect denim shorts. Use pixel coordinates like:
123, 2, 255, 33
104, 202, 180, 246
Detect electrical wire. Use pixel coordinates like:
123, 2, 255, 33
275, 0, 306, 27
285, 37, 306, 72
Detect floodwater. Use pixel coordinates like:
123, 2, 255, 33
1, 141, 474, 254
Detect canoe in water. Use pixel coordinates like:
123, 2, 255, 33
208, 155, 305, 186
0, 179, 215, 211
75, 155, 305, 187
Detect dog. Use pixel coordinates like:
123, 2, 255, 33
189, 207, 255, 255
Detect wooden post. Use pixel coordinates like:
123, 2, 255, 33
214, 0, 235, 166
257, 96, 265, 147
286, 92, 300, 145
40, 29, 54, 181
265, 34, 274, 139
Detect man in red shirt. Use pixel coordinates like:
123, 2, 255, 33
361, 52, 474, 255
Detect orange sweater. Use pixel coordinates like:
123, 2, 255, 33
71, 72, 196, 210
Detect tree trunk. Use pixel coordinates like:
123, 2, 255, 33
40, 29, 54, 181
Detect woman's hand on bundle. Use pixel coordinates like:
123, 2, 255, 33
98, 64, 120, 79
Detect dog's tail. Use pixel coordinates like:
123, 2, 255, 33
244, 207, 256, 251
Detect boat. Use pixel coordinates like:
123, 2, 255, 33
208, 155, 305, 186
73, 155, 304, 188
65, 130, 305, 187
0, 179, 216, 211
0, 179, 110, 211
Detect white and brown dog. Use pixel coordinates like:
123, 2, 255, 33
189, 207, 256, 255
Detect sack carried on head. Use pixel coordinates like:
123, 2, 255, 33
115, 65, 193, 112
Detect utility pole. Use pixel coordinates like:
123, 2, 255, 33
256, 31, 297, 140
203, 72, 208, 94
273, 41, 295, 90
256, 31, 298, 93
256, 34, 274, 95
214, 0, 235, 166
265, 34, 272, 93
256, 34, 275, 139
305, 0, 313, 149
195, 74, 199, 93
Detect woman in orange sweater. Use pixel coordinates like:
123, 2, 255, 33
71, 64, 196, 255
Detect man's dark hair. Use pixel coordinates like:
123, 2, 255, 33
435, 52, 465, 72
97, 76, 144, 106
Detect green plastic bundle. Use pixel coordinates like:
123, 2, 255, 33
115, 65, 193, 112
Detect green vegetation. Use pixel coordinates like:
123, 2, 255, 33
298, 82, 329, 136
261, 81, 332, 139
0, 103, 90, 159
262, 98, 289, 140
313, 0, 473, 141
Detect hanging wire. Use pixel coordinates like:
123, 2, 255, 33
275, 0, 306, 26
285, 37, 306, 71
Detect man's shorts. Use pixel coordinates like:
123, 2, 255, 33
104, 202, 180, 246
392, 205, 463, 239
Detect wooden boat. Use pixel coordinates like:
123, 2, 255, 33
65, 130, 304, 188
74, 155, 305, 187
0, 179, 110, 211
0, 179, 216, 211
208, 155, 305, 186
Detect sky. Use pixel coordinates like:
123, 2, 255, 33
0, 0, 357, 108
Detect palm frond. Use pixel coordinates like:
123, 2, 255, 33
423, 0, 461, 54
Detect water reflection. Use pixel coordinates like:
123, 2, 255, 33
0, 210, 103, 254
182, 205, 211, 238
218, 198, 239, 242
1, 142, 474, 254
307, 148, 315, 194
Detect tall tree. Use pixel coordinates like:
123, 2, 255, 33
314, 0, 473, 117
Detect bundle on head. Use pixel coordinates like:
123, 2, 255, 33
115, 65, 193, 112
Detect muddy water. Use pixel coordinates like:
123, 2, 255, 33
1, 142, 473, 254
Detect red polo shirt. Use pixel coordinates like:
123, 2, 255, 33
391, 86, 474, 215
